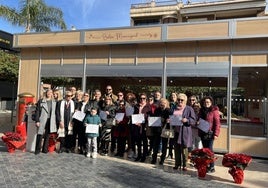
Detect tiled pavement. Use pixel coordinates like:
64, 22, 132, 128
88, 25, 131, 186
1, 111, 268, 188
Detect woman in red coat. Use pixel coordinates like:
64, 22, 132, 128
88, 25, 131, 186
199, 96, 221, 173
113, 100, 129, 157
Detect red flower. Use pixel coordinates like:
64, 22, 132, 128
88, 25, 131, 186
222, 153, 252, 170
190, 148, 217, 178
222, 153, 252, 184
1, 132, 26, 152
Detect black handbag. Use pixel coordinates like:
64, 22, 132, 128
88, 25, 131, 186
203, 130, 214, 140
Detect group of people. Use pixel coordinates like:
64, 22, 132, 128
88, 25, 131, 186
34, 85, 221, 173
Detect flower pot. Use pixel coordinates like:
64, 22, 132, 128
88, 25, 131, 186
197, 165, 207, 178
48, 133, 57, 152
229, 167, 244, 184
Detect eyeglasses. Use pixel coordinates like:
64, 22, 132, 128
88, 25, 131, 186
106, 88, 112, 91
118, 94, 123, 97
140, 97, 146, 100
66, 95, 72, 97
178, 99, 184, 102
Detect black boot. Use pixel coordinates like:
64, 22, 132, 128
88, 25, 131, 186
35, 135, 42, 155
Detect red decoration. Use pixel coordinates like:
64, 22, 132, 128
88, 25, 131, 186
190, 148, 217, 178
1, 132, 26, 153
48, 133, 58, 152
222, 153, 252, 184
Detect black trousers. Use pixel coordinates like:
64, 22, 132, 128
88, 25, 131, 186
35, 119, 50, 154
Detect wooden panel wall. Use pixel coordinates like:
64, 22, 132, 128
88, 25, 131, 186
231, 137, 268, 157
16, 32, 81, 47
41, 47, 61, 65
19, 59, 39, 99
166, 42, 196, 54
233, 54, 267, 65
137, 43, 164, 64
86, 46, 109, 64
111, 45, 136, 64
198, 40, 230, 53
236, 19, 268, 36
63, 46, 84, 64
198, 55, 229, 63
214, 127, 228, 151
166, 56, 195, 63
167, 22, 229, 40
233, 38, 268, 52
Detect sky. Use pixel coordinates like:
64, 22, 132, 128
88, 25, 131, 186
0, 0, 215, 34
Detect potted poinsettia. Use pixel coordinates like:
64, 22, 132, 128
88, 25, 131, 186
1, 132, 26, 153
190, 148, 217, 178
222, 153, 252, 184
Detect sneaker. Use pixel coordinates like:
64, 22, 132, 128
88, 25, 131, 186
86, 153, 91, 158
92, 152, 98, 159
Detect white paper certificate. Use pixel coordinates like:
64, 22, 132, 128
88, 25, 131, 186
115, 113, 125, 122
197, 118, 210, 133
72, 111, 86, 122
125, 106, 134, 116
169, 115, 183, 126
85, 124, 99, 134
99, 110, 107, 120
131, 114, 145, 124
148, 116, 161, 127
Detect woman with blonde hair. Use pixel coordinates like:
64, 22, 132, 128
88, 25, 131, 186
172, 93, 196, 171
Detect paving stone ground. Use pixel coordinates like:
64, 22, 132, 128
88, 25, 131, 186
0, 111, 267, 188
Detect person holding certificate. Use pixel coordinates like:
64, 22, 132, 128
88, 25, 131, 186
167, 92, 178, 159
72, 92, 91, 155
199, 96, 221, 173
99, 96, 116, 156
84, 107, 101, 158
172, 93, 196, 171
113, 100, 129, 157
132, 93, 151, 162
149, 98, 171, 165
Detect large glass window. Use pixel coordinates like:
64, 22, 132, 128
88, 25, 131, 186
232, 67, 268, 137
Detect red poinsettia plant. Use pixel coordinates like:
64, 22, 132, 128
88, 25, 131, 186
222, 153, 252, 184
1, 132, 26, 153
190, 148, 217, 178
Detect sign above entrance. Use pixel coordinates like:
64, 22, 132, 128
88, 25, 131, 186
84, 27, 161, 43
0, 30, 13, 51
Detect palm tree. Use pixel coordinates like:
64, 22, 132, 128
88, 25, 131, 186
0, 0, 66, 32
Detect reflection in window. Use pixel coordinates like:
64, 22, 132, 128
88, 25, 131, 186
232, 67, 268, 137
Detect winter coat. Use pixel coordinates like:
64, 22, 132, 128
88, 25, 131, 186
199, 106, 221, 137
175, 105, 196, 147
35, 98, 57, 135
84, 114, 101, 137
113, 108, 129, 138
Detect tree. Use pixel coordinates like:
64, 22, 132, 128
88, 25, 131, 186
0, 0, 66, 32
0, 50, 19, 82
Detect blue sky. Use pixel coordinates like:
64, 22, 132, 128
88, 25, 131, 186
0, 0, 212, 34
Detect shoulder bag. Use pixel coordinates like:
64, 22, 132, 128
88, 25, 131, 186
161, 124, 174, 139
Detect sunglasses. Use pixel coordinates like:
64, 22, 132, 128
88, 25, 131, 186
140, 97, 146, 100
178, 99, 184, 102
106, 88, 112, 90
66, 95, 72, 97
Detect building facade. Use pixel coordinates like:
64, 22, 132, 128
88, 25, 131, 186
13, 0, 268, 157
